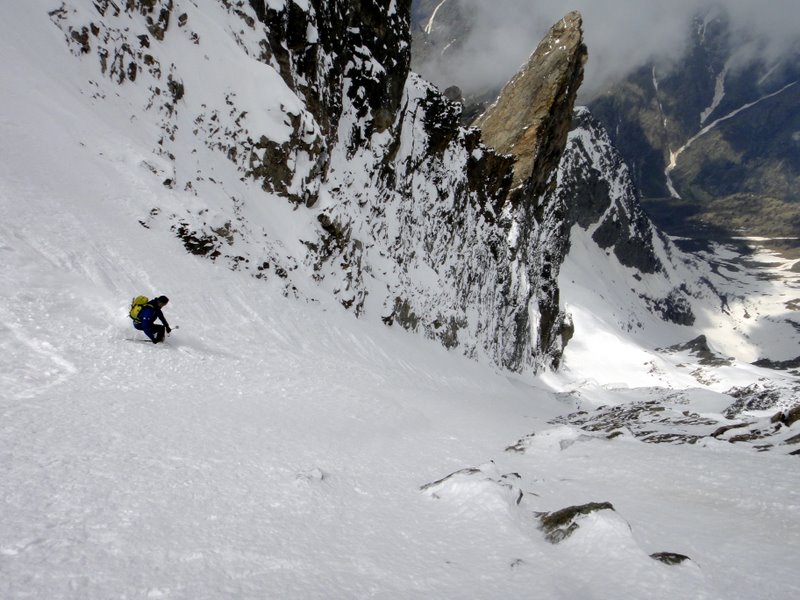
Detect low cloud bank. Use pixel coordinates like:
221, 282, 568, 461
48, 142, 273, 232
416, 0, 800, 97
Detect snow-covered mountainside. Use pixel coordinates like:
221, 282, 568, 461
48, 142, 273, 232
2, 2, 800, 599
553, 108, 800, 404
43, 0, 588, 372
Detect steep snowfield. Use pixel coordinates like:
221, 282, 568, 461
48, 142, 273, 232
557, 224, 800, 388
2, 4, 799, 600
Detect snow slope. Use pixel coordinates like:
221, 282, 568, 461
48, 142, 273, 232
2, 3, 799, 600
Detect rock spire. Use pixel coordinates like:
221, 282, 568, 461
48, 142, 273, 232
473, 11, 587, 197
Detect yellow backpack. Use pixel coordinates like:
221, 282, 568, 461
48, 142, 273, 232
129, 295, 149, 323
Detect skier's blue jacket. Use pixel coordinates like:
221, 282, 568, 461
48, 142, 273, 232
133, 301, 170, 341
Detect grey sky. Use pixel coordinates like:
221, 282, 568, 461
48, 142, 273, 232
416, 0, 800, 98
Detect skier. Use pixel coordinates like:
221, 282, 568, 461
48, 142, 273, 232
133, 295, 172, 343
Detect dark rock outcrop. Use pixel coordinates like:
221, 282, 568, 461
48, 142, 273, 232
552, 391, 800, 455
461, 13, 587, 369
650, 552, 691, 566
537, 502, 615, 544
775, 405, 800, 428
662, 335, 733, 366
556, 108, 665, 275
473, 11, 587, 200
753, 355, 800, 371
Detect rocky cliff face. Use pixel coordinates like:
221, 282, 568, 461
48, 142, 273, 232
557, 109, 665, 276
472, 12, 586, 196
305, 6, 586, 371
466, 11, 586, 367
552, 109, 698, 327
48, 0, 586, 372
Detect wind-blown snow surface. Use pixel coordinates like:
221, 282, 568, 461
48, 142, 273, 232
2, 5, 799, 600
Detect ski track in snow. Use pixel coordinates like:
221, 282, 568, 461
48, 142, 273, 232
1, 3, 799, 599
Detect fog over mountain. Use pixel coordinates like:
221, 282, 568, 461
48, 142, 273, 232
415, 0, 800, 98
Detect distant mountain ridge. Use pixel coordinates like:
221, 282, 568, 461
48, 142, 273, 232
410, 1, 800, 247
587, 12, 800, 244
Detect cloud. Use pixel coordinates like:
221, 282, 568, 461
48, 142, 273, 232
415, 0, 800, 98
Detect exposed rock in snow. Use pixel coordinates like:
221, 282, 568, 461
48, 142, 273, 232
420, 462, 525, 509
650, 552, 692, 566
556, 108, 665, 275
537, 501, 616, 544
550, 391, 800, 455
660, 335, 733, 366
